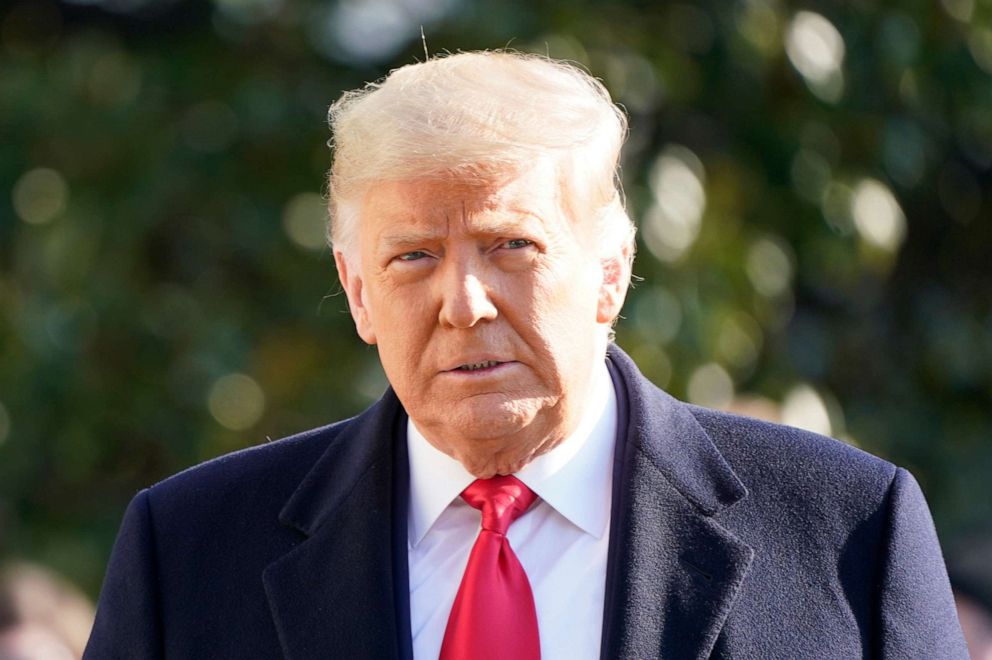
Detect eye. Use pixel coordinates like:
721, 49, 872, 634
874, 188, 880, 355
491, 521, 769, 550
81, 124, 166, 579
500, 239, 533, 250
397, 250, 429, 262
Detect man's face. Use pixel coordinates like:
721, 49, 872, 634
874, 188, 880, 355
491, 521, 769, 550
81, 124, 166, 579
335, 159, 627, 477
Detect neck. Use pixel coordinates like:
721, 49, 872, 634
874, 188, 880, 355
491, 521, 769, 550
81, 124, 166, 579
414, 350, 609, 478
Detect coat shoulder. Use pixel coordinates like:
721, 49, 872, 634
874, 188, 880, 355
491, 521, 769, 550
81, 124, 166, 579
687, 405, 897, 512
144, 417, 352, 521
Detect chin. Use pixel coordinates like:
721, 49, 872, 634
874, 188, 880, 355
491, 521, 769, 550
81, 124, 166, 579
444, 396, 564, 476
449, 394, 545, 439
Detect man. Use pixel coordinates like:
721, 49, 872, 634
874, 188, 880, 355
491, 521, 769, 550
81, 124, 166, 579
85, 52, 967, 659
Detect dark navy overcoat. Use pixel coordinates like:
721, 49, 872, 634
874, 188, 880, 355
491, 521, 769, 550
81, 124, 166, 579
84, 346, 968, 658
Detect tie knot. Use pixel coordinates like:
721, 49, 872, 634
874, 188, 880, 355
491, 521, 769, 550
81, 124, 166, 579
461, 475, 537, 535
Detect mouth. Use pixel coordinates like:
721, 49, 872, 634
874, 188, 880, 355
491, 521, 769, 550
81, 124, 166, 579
444, 359, 511, 374
453, 360, 503, 372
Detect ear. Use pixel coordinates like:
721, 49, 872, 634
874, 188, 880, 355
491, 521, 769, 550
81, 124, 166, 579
596, 242, 633, 325
334, 250, 377, 345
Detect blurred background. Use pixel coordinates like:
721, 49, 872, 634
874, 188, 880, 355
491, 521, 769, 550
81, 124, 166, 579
1, 0, 990, 656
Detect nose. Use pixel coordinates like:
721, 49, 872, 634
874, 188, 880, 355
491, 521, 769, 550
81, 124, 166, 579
437, 258, 498, 329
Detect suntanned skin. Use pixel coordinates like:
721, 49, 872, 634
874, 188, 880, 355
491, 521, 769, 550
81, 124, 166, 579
335, 159, 630, 478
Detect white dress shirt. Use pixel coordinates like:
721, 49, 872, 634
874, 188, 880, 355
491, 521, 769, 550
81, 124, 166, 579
407, 362, 617, 660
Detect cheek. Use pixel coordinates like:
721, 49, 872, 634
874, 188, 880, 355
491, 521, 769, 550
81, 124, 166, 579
551, 265, 603, 342
538, 262, 601, 321
522, 268, 601, 355
370, 286, 437, 364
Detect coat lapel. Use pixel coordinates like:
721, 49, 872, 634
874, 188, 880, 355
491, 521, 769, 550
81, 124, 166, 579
263, 390, 409, 660
602, 346, 755, 660
261, 345, 752, 659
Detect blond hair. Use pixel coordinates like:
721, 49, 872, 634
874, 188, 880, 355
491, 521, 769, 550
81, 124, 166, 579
327, 51, 633, 258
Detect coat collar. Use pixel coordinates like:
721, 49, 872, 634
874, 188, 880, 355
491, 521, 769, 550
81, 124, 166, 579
606, 344, 747, 515
601, 345, 754, 660
263, 345, 754, 660
263, 389, 413, 660
276, 391, 401, 537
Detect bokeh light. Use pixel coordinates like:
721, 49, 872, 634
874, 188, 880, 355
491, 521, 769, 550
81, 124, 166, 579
687, 363, 734, 409
308, 0, 455, 64
940, 0, 975, 22
785, 11, 845, 102
820, 181, 854, 235
207, 373, 266, 431
850, 178, 906, 253
628, 343, 673, 390
87, 47, 142, 107
282, 192, 329, 251
641, 145, 706, 263
967, 27, 992, 74
12, 168, 68, 225
736, 0, 781, 58
746, 236, 794, 299
790, 148, 832, 203
631, 286, 682, 345
715, 312, 762, 372
781, 384, 833, 438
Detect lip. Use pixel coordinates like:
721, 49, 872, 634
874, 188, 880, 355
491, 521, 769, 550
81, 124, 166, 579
441, 358, 517, 375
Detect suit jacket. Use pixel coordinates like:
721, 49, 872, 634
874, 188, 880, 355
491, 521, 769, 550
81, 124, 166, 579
84, 345, 968, 659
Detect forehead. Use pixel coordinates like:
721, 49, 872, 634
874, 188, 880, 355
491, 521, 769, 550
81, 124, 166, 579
359, 161, 564, 241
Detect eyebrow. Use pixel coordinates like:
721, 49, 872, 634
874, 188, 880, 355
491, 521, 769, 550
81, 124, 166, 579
379, 231, 445, 251
378, 215, 544, 252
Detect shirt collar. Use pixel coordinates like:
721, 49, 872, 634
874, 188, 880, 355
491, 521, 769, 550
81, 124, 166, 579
407, 361, 617, 547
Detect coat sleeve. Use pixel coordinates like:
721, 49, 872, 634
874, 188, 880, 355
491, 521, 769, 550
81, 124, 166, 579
84, 489, 164, 659
876, 468, 968, 658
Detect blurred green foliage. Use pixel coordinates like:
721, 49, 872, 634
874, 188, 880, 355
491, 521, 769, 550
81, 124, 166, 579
1, 0, 989, 598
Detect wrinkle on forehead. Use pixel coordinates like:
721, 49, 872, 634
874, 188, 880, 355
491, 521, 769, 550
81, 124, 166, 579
362, 161, 567, 253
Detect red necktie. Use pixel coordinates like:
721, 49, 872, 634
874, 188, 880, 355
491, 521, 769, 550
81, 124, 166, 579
439, 475, 541, 660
